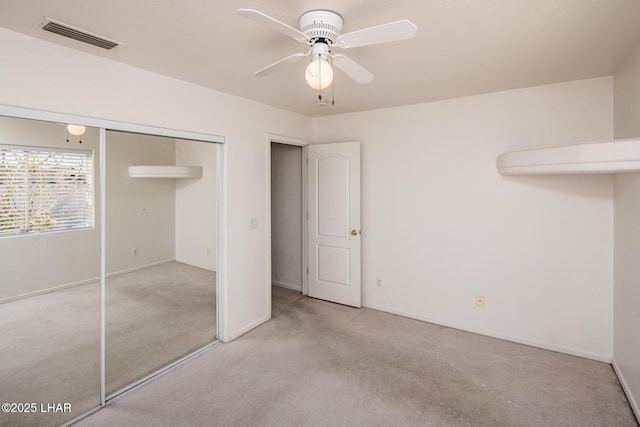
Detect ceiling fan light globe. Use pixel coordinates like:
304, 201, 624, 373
305, 59, 333, 90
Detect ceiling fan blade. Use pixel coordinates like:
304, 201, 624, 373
238, 9, 307, 42
332, 54, 374, 84
337, 20, 417, 49
255, 52, 308, 77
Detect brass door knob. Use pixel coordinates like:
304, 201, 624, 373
351, 229, 360, 236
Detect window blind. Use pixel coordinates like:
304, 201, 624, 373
0, 145, 93, 237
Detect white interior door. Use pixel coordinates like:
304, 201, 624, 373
307, 142, 361, 308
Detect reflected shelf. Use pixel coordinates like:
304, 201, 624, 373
128, 165, 203, 179
496, 138, 640, 175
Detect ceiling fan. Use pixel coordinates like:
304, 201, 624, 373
237, 8, 417, 103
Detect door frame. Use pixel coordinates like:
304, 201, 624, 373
266, 134, 309, 316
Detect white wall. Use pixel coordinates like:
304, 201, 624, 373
175, 139, 217, 271
313, 77, 614, 361
0, 27, 312, 341
613, 42, 640, 420
0, 116, 100, 300
105, 131, 176, 273
271, 143, 303, 291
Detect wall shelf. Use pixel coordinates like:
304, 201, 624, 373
497, 138, 640, 175
128, 165, 203, 179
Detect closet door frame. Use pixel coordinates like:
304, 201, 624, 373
0, 104, 225, 425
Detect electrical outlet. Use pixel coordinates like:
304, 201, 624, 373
132, 248, 137, 256
376, 279, 382, 288
476, 295, 485, 307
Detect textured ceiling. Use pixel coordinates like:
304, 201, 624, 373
1, 0, 640, 117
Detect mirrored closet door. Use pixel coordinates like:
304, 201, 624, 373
104, 131, 218, 396
0, 116, 101, 427
0, 114, 220, 427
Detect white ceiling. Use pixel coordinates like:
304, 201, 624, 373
1, 0, 640, 117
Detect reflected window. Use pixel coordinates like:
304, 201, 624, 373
0, 145, 93, 236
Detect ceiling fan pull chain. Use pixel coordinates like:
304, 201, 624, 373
331, 56, 335, 106
318, 51, 322, 102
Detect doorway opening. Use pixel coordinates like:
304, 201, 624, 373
270, 141, 305, 315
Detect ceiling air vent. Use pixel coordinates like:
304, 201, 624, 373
40, 17, 125, 50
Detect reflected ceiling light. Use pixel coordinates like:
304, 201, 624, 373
66, 124, 86, 136
66, 124, 85, 144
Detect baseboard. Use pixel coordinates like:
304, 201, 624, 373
363, 303, 612, 363
175, 256, 216, 272
107, 259, 176, 279
225, 314, 270, 342
613, 358, 640, 423
0, 259, 175, 304
272, 280, 302, 292
0, 277, 98, 304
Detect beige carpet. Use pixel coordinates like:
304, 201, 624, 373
0, 262, 216, 427
76, 287, 638, 427
271, 284, 304, 316
105, 262, 216, 395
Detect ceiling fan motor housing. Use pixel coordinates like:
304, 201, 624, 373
310, 42, 331, 61
299, 10, 343, 44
